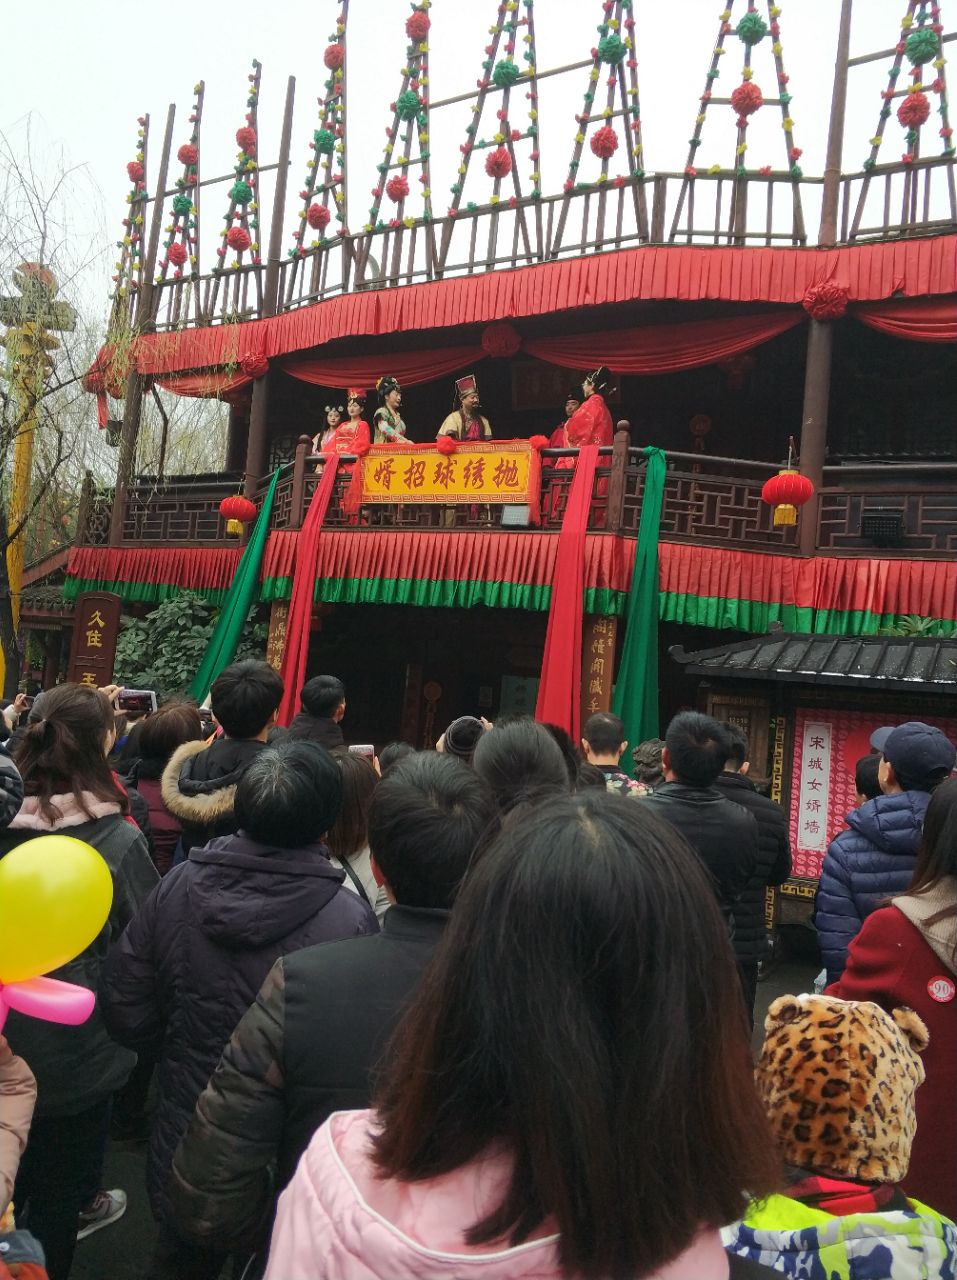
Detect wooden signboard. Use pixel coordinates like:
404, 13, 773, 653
66, 591, 122, 688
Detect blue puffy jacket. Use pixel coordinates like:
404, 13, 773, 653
814, 789, 930, 985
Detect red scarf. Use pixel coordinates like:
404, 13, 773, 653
789, 1172, 909, 1216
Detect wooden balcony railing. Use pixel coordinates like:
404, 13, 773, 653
77, 437, 957, 560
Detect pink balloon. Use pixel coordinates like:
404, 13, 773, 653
0, 977, 95, 1033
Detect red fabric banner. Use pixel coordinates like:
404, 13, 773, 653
129, 237, 957, 377
535, 445, 600, 741
854, 295, 957, 343
281, 344, 485, 388
525, 311, 802, 373
277, 459, 340, 727
154, 370, 255, 399
66, 545, 242, 593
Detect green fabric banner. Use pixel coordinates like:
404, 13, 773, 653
187, 470, 280, 702
612, 448, 666, 769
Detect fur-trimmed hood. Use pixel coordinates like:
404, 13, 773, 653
161, 738, 266, 829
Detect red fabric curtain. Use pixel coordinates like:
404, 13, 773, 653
277, 459, 340, 727
525, 311, 803, 374
535, 445, 600, 742
280, 344, 486, 389
853, 295, 957, 343
131, 237, 957, 376
154, 370, 254, 399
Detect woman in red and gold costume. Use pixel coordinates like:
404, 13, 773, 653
323, 388, 371, 458
548, 367, 615, 523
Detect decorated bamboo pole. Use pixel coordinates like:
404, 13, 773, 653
820, 0, 853, 245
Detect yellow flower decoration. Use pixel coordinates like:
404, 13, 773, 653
901, 13, 913, 27
403, 216, 416, 228
384, 143, 393, 154
708, 163, 721, 175
934, 57, 946, 68
310, 239, 319, 249
458, 163, 466, 175
603, 106, 612, 118
772, 41, 782, 54
782, 117, 794, 129
770, 5, 781, 16
494, 132, 505, 143
736, 143, 747, 155
742, 66, 753, 80
123, 235, 132, 246
363, 222, 373, 233
422, 187, 431, 197
869, 135, 882, 146
306, 160, 315, 170
419, 131, 429, 144
530, 170, 540, 181
696, 113, 706, 124
299, 210, 307, 220
596, 173, 607, 183
719, 8, 731, 18
575, 131, 585, 143
530, 109, 538, 120
398, 155, 409, 166
715, 46, 726, 56
590, 68, 599, 81
490, 194, 500, 204
249, 201, 258, 212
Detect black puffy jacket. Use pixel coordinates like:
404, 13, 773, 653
99, 832, 377, 1226
714, 772, 792, 964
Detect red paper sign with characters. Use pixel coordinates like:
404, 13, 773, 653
789, 708, 957, 881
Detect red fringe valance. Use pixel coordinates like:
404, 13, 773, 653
130, 237, 957, 377
282, 344, 486, 388
67, 545, 242, 592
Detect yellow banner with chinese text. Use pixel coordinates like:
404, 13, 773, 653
358, 441, 535, 504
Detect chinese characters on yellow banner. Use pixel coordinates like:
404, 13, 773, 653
581, 615, 618, 724
359, 442, 534, 505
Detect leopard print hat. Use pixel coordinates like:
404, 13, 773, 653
757, 994, 929, 1184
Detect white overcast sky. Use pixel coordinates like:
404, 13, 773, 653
2, 0, 948, 323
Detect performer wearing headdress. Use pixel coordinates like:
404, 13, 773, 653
436, 375, 493, 441
313, 403, 344, 454
323, 388, 371, 458
547, 388, 584, 448
548, 367, 615, 524
373, 376, 408, 444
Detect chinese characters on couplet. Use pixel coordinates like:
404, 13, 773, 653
582, 616, 618, 717
796, 722, 832, 856
66, 593, 123, 688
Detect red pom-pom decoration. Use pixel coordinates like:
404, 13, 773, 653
406, 9, 431, 39
802, 279, 849, 322
240, 353, 269, 379
127, 160, 144, 183
236, 126, 257, 153
226, 226, 252, 252
485, 146, 513, 179
167, 242, 188, 266
385, 175, 410, 202
730, 81, 764, 117
528, 435, 550, 451
897, 91, 931, 128
481, 321, 522, 359
177, 143, 199, 166
436, 435, 458, 456
307, 203, 331, 229
324, 43, 344, 70
590, 125, 619, 159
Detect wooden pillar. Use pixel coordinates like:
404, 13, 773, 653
265, 600, 289, 669
819, 0, 853, 247
798, 319, 832, 556
264, 77, 296, 318
225, 404, 248, 473
605, 425, 630, 534
581, 615, 619, 732
244, 372, 271, 498
109, 102, 176, 546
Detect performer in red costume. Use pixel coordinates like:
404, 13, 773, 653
547, 388, 583, 448
549, 367, 615, 524
323, 388, 371, 458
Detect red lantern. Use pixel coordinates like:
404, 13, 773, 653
240, 352, 269, 379
802, 279, 849, 322
481, 321, 522, 358
761, 469, 814, 527
226, 226, 251, 252
219, 494, 257, 537
178, 143, 199, 166
307, 202, 331, 229
590, 125, 619, 159
324, 43, 344, 71
167, 243, 188, 266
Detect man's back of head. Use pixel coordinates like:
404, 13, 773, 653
663, 711, 732, 789
368, 752, 498, 910
210, 660, 284, 740
723, 725, 749, 774
234, 741, 342, 849
582, 711, 627, 765
300, 675, 346, 721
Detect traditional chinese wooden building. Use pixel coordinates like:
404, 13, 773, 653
61, 0, 957, 899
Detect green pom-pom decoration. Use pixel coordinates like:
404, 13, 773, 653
230, 181, 253, 205
780, 93, 791, 105
707, 69, 720, 81
789, 163, 803, 179
396, 90, 421, 121
492, 59, 520, 88
597, 33, 625, 63
904, 28, 940, 66
735, 11, 768, 45
172, 194, 192, 216
863, 157, 876, 170
314, 128, 334, 154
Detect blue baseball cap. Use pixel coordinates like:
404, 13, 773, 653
879, 721, 956, 790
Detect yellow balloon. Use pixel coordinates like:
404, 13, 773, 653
0, 836, 114, 984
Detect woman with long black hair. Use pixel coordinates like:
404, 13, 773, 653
264, 791, 780, 1279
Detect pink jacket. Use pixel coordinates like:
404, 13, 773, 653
264, 1111, 732, 1280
